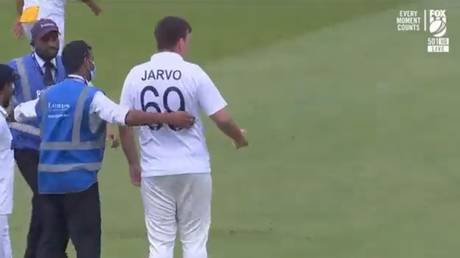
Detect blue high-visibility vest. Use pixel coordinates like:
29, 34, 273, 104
36, 78, 107, 194
8, 53, 66, 150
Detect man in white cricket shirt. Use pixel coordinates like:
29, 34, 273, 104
13, 0, 102, 53
119, 16, 248, 258
0, 64, 19, 258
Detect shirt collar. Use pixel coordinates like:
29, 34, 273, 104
0, 106, 7, 119
68, 74, 89, 85
33, 52, 57, 69
150, 51, 184, 62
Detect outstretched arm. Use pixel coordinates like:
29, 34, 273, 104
81, 0, 102, 16
14, 98, 38, 122
124, 110, 194, 127
12, 0, 24, 38
16, 0, 23, 17
91, 92, 195, 127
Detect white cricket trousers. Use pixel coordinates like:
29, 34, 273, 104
141, 173, 212, 258
0, 215, 12, 258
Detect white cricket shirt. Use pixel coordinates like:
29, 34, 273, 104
23, 0, 66, 18
120, 52, 227, 177
0, 106, 14, 215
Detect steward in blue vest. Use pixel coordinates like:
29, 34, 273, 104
36, 79, 106, 193
8, 53, 66, 149
16, 40, 195, 258
7, 19, 68, 258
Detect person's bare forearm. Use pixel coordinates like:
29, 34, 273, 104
81, 0, 101, 15
16, 0, 24, 17
124, 110, 194, 128
124, 110, 167, 126
13, 0, 24, 38
119, 126, 139, 165
210, 109, 247, 146
216, 119, 246, 144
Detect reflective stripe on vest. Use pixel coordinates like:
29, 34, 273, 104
38, 162, 102, 173
15, 57, 32, 101
39, 86, 105, 150
41, 137, 105, 150
9, 122, 40, 136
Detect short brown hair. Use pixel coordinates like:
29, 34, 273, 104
154, 16, 192, 50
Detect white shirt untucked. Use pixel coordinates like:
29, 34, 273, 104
120, 51, 227, 177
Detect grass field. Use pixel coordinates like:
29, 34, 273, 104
1, 0, 460, 257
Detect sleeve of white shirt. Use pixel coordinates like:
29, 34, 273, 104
90, 92, 129, 125
14, 98, 38, 122
120, 69, 136, 109
195, 66, 227, 116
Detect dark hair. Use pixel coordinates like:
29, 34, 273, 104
62, 40, 92, 74
154, 16, 192, 50
0, 64, 18, 91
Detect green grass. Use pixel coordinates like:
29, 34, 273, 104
1, 0, 460, 257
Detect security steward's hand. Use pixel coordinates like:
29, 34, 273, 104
163, 111, 195, 128
107, 125, 120, 148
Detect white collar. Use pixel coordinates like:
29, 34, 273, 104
68, 74, 88, 85
33, 52, 57, 69
151, 51, 184, 61
0, 106, 7, 119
